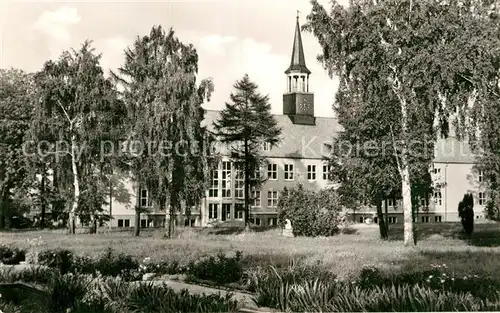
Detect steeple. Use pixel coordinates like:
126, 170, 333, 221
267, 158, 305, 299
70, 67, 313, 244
285, 12, 311, 75
283, 12, 315, 126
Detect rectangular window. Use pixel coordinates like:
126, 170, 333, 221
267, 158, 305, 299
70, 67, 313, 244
421, 216, 430, 223
307, 165, 316, 181
322, 165, 332, 180
268, 190, 279, 208
479, 170, 484, 183
140, 189, 149, 207
284, 164, 294, 180
374, 217, 378, 224
222, 161, 231, 198
234, 164, 244, 199
118, 219, 124, 227
387, 199, 397, 207
433, 168, 441, 174
420, 198, 428, 207
267, 163, 278, 180
434, 191, 442, 206
262, 142, 271, 151
251, 189, 261, 207
359, 216, 364, 223
124, 219, 130, 227
250, 217, 261, 226
435, 216, 442, 222
268, 217, 278, 226
237, 210, 244, 220
479, 192, 486, 205
222, 204, 231, 221
140, 219, 147, 228
235, 204, 244, 219
209, 169, 219, 198
388, 216, 397, 224
209, 203, 219, 219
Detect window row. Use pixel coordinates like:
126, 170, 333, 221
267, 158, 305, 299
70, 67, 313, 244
365, 215, 443, 224
117, 219, 155, 227
268, 163, 332, 181
208, 189, 279, 208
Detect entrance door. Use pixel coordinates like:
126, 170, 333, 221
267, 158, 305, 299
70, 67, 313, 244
222, 204, 231, 221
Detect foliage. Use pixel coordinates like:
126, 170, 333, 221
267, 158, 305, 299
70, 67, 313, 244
213, 74, 281, 227
38, 249, 74, 274
113, 25, 214, 237
187, 251, 243, 285
303, 0, 500, 246
0, 245, 26, 265
485, 200, 500, 221
277, 185, 344, 237
458, 193, 474, 236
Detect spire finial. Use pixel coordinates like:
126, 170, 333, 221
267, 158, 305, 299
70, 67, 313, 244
296, 10, 301, 21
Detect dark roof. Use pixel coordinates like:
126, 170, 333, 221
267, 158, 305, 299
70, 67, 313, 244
285, 17, 311, 75
203, 109, 340, 159
204, 109, 477, 164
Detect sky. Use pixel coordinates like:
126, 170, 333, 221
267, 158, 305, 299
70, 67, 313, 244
0, 0, 348, 118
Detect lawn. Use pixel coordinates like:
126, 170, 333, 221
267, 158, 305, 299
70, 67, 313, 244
1, 222, 500, 280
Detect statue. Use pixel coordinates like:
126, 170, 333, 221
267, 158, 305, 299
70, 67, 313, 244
282, 218, 294, 237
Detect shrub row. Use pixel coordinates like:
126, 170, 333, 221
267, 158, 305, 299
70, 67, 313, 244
0, 245, 26, 265
36, 248, 245, 285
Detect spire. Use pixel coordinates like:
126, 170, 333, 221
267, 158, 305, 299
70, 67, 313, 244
285, 12, 311, 75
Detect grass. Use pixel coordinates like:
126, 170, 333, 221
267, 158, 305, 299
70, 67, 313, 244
1, 222, 500, 280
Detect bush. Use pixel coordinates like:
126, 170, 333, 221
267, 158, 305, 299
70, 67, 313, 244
187, 251, 243, 285
38, 249, 73, 274
458, 193, 474, 236
277, 185, 344, 237
0, 245, 26, 265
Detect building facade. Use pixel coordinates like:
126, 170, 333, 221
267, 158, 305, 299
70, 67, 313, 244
107, 17, 487, 228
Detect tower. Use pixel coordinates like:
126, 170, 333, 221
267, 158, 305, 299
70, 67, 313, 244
283, 13, 315, 125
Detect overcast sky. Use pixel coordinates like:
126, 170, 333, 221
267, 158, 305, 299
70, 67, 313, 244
0, 0, 348, 117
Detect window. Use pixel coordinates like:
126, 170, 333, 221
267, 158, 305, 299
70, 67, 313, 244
250, 217, 261, 226
322, 165, 332, 180
307, 165, 316, 181
433, 168, 441, 174
124, 219, 130, 227
262, 142, 271, 151
237, 210, 244, 219
420, 198, 428, 207
413, 216, 416, 223
284, 164, 294, 181
209, 169, 219, 198
374, 217, 378, 224
434, 191, 442, 206
251, 189, 261, 207
209, 203, 218, 219
478, 170, 484, 183
359, 216, 364, 223
222, 161, 231, 198
140, 219, 147, 228
234, 164, 244, 199
235, 204, 244, 219
421, 216, 430, 223
479, 192, 486, 205
222, 204, 231, 221
140, 189, 149, 207
267, 163, 278, 180
268, 217, 278, 226
268, 190, 279, 208
118, 219, 124, 227
387, 199, 396, 207
388, 216, 397, 224
435, 216, 442, 222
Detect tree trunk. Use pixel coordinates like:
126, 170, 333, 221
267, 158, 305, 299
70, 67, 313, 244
401, 149, 414, 246
377, 198, 388, 239
244, 139, 250, 232
109, 174, 113, 230
384, 198, 389, 235
0, 190, 7, 230
40, 163, 46, 228
68, 135, 79, 235
134, 182, 141, 236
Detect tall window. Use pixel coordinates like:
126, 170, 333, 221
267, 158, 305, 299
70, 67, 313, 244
268, 190, 279, 207
478, 170, 484, 183
387, 199, 397, 207
479, 192, 486, 205
234, 164, 244, 199
322, 165, 332, 180
284, 164, 294, 181
209, 169, 219, 198
262, 142, 271, 151
267, 163, 278, 180
222, 161, 231, 198
307, 165, 316, 181
251, 189, 261, 207
388, 216, 397, 223
118, 219, 124, 227
420, 198, 428, 207
434, 191, 442, 206
421, 216, 430, 223
208, 203, 218, 219
124, 219, 130, 227
435, 216, 442, 222
140, 189, 149, 207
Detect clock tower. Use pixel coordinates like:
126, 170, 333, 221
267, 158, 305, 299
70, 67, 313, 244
283, 13, 315, 125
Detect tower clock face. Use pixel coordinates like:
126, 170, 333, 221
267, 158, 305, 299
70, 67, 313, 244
299, 98, 310, 112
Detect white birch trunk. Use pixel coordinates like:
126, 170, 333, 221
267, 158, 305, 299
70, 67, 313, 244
69, 135, 79, 234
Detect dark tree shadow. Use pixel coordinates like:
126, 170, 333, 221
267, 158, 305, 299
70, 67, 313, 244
466, 230, 500, 247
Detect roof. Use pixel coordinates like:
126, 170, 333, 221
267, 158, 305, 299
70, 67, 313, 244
204, 109, 477, 164
203, 109, 340, 159
285, 17, 311, 75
